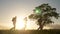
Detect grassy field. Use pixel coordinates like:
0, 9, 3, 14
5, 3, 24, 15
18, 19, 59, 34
0, 29, 60, 34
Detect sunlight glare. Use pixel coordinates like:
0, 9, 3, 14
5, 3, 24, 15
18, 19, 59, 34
16, 16, 25, 30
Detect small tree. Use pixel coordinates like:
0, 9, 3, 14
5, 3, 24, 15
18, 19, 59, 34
28, 4, 60, 30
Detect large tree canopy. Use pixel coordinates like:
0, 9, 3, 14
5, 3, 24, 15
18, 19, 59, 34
28, 4, 60, 30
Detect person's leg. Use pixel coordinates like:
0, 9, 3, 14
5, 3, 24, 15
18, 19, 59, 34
14, 23, 16, 30
10, 27, 14, 30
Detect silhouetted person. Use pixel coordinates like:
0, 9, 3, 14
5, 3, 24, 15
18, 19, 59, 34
24, 17, 27, 30
10, 16, 17, 30
12, 16, 17, 30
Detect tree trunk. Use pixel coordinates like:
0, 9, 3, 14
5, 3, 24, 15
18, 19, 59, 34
40, 24, 43, 30
38, 24, 43, 30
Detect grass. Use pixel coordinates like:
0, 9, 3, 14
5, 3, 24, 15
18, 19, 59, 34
0, 29, 60, 34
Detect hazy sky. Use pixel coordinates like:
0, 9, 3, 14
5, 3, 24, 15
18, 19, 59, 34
0, 0, 60, 30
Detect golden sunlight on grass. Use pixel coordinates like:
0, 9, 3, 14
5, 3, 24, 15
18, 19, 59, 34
43, 26, 51, 29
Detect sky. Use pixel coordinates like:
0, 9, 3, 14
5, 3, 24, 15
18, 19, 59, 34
0, 0, 60, 30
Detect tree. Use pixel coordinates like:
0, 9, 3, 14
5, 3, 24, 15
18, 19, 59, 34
28, 4, 60, 30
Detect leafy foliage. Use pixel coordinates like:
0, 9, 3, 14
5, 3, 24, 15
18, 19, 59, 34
28, 4, 60, 30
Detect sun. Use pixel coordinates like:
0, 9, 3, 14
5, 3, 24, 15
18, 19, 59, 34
16, 16, 25, 30
15, 16, 51, 30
